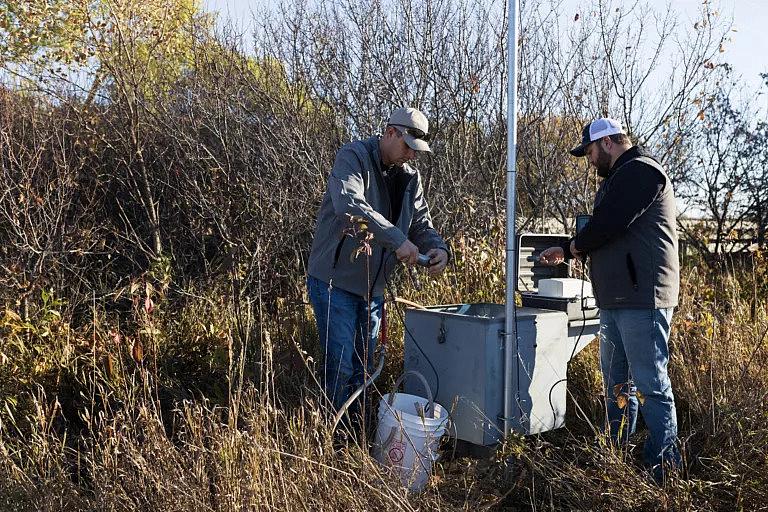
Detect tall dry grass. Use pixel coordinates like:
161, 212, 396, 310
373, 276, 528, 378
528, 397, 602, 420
2, 241, 767, 511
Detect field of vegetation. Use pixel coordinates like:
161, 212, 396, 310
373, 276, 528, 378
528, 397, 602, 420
2, 240, 767, 511
1, 0, 767, 510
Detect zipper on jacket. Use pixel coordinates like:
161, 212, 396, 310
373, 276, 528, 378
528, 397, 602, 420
626, 253, 639, 291
369, 250, 387, 299
332, 231, 387, 299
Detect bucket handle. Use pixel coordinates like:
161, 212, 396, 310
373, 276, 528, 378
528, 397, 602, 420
388, 370, 434, 417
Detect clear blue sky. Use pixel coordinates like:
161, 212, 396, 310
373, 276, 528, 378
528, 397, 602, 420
203, 0, 767, 94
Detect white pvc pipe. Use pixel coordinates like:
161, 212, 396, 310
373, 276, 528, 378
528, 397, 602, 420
503, 0, 520, 437
331, 349, 386, 432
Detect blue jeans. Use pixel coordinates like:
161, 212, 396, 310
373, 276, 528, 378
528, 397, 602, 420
599, 307, 681, 472
306, 275, 383, 412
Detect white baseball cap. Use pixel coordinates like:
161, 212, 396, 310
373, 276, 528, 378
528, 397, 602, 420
570, 117, 626, 156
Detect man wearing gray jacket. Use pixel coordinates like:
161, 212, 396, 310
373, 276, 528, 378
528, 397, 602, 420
307, 107, 449, 416
540, 118, 681, 481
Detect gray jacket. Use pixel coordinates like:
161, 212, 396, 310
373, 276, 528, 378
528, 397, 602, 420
308, 136, 448, 298
572, 148, 679, 309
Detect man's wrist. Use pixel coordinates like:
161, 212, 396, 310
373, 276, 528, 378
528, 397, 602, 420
434, 247, 450, 262
560, 241, 573, 260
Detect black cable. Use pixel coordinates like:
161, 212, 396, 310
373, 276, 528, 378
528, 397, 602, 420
394, 296, 441, 401
548, 378, 568, 425
548, 261, 591, 427
382, 250, 441, 401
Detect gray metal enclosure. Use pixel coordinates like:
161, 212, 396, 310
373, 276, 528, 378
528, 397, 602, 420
403, 304, 597, 446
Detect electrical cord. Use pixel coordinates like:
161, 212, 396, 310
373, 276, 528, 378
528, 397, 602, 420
328, 249, 442, 432
332, 346, 386, 431
548, 259, 593, 427
325, 155, 441, 433
336, 240, 595, 436
385, 252, 460, 456
383, 250, 441, 400
377, 242, 592, 434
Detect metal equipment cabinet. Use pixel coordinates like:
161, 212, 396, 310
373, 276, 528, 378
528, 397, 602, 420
403, 234, 599, 446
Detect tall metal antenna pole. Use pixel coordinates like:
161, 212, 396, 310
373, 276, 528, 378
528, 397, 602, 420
503, 0, 520, 437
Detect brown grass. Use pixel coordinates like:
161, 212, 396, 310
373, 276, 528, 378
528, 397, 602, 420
1, 245, 767, 511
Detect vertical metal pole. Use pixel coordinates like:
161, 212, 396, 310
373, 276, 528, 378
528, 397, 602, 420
503, 0, 520, 437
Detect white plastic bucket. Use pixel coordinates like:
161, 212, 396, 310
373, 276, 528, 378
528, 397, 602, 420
373, 371, 449, 492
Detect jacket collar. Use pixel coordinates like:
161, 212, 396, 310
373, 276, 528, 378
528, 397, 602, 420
364, 135, 417, 176
363, 136, 384, 172
607, 145, 659, 177
612, 145, 642, 171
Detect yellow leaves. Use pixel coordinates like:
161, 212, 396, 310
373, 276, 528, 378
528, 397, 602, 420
611, 383, 646, 407
3, 308, 22, 324
0, 0, 91, 66
3, 0, 206, 102
1, 308, 34, 337
243, 54, 326, 115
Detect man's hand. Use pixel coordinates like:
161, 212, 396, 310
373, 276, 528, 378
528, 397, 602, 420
569, 240, 582, 260
425, 248, 449, 276
395, 239, 419, 265
539, 246, 565, 266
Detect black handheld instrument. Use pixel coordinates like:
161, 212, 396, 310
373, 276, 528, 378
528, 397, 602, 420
416, 253, 433, 267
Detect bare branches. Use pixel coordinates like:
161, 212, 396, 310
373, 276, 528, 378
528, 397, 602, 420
0, 0, 757, 318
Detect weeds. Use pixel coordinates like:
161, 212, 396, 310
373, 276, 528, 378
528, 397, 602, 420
1, 244, 767, 511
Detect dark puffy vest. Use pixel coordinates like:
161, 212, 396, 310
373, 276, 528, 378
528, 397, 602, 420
590, 156, 679, 309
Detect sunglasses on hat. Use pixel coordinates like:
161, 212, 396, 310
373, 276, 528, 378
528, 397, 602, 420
392, 125, 431, 142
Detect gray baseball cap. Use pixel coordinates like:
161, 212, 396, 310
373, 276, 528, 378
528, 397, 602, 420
387, 107, 432, 153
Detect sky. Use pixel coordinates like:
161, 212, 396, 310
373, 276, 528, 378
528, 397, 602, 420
202, 0, 767, 95
653, 0, 767, 94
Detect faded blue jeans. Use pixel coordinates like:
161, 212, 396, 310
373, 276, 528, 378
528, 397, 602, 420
599, 307, 681, 473
307, 275, 383, 412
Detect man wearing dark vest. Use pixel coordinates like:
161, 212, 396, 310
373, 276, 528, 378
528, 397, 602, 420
307, 107, 450, 423
540, 118, 681, 481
